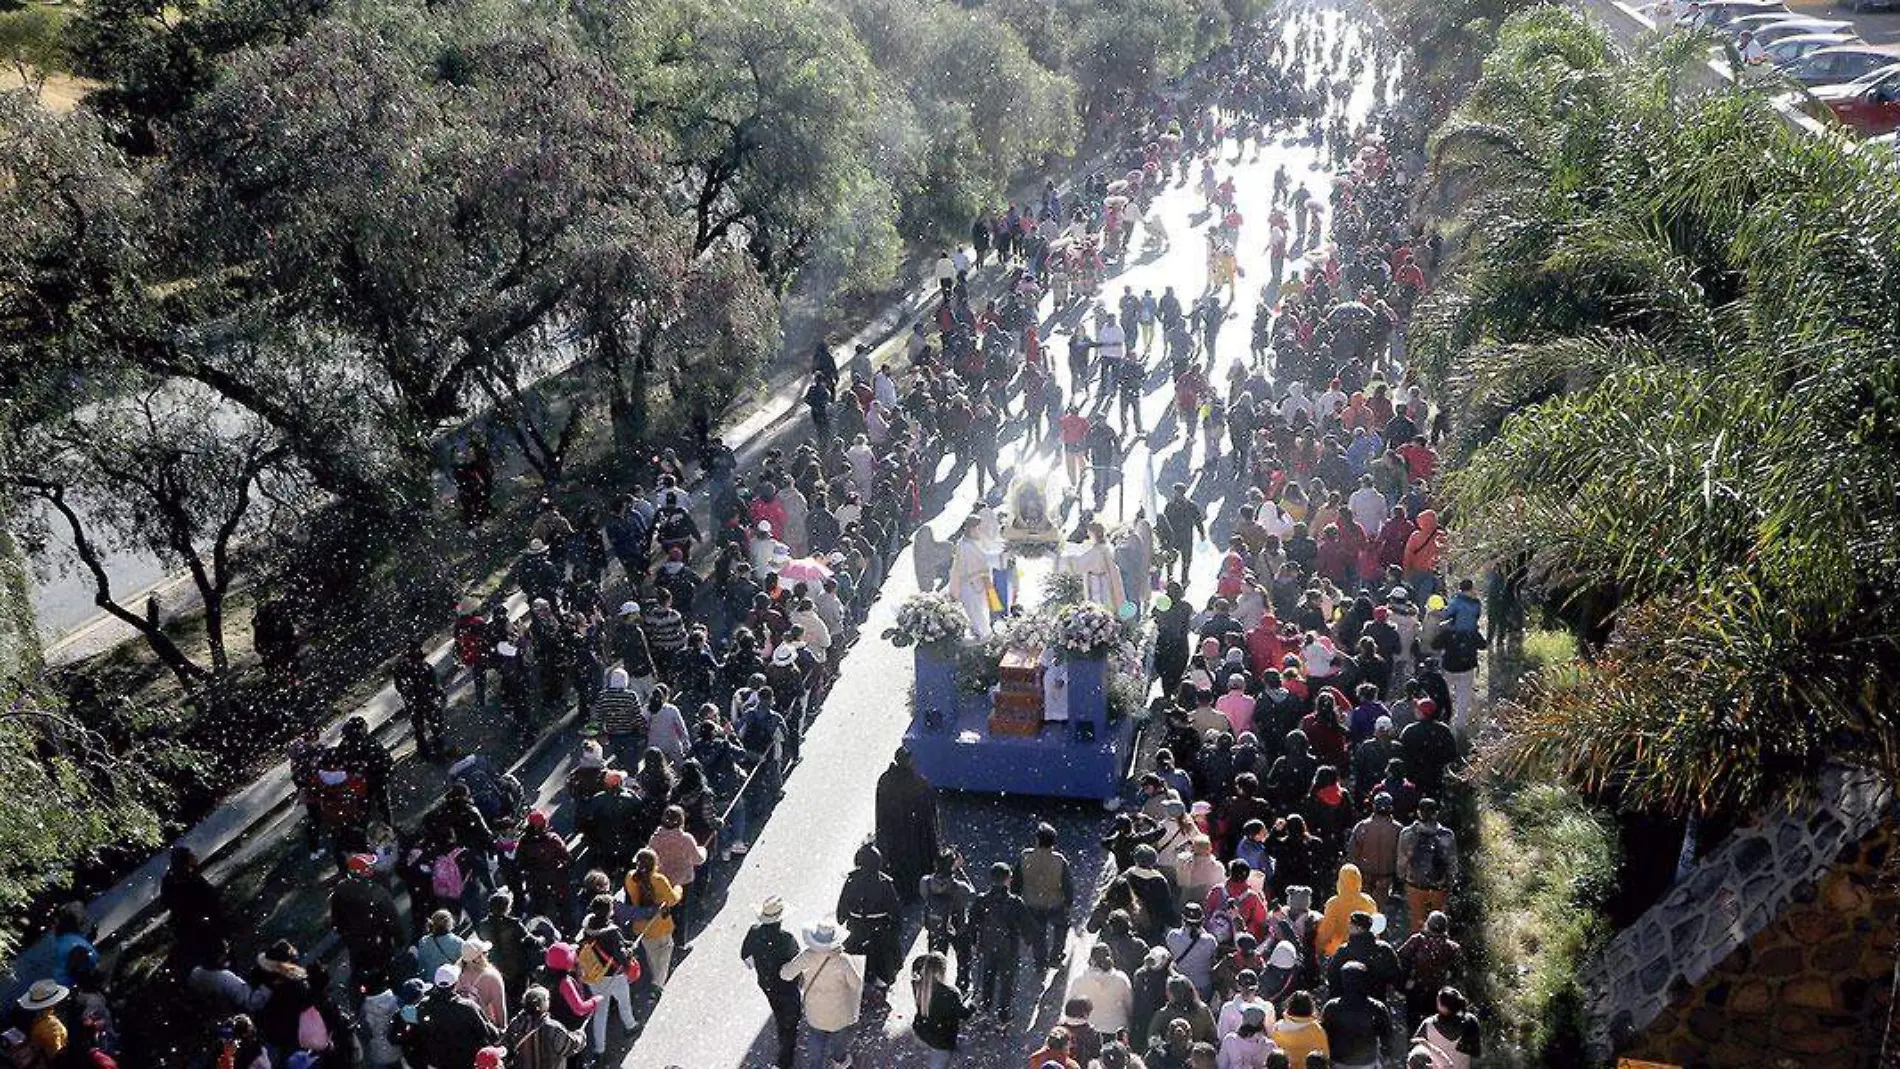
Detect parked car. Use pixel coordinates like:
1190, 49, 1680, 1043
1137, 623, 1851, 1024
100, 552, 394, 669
1787, 44, 1900, 86
1844, 0, 1899, 14
1689, 0, 1791, 28
1762, 32, 1861, 70
1741, 15, 1853, 46
1813, 63, 1900, 136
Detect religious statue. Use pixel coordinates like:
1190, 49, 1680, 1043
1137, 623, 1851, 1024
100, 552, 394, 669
945, 514, 999, 639
1058, 522, 1127, 612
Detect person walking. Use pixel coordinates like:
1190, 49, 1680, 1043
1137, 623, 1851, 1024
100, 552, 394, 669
1321, 961, 1393, 1069
838, 843, 904, 998
920, 850, 977, 993
1398, 911, 1464, 1029
910, 951, 974, 1068
966, 861, 1032, 1027
1068, 943, 1134, 1037
1396, 800, 1459, 933
330, 852, 403, 997
621, 848, 683, 990
647, 806, 708, 942
409, 964, 502, 1069
1013, 823, 1075, 973
780, 919, 863, 1069
1346, 793, 1401, 903
501, 986, 584, 1069
574, 895, 640, 1054
742, 896, 805, 1069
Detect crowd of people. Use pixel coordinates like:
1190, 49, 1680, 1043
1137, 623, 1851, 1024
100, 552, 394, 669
731, 6, 1492, 1069
5, 3, 1501, 1069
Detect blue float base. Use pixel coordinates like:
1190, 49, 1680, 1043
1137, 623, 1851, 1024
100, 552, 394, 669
905, 705, 1133, 803
906, 650, 1132, 803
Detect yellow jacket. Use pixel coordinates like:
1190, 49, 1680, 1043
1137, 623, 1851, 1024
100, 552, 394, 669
623, 869, 682, 940
1271, 1014, 1330, 1066
1316, 862, 1379, 959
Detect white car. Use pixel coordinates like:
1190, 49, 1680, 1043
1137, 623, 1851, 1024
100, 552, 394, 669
1761, 32, 1861, 70
1788, 44, 1900, 86
1741, 16, 1854, 46
1687, 0, 1791, 28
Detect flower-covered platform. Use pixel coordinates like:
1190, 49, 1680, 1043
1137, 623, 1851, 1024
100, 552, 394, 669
889, 572, 1149, 805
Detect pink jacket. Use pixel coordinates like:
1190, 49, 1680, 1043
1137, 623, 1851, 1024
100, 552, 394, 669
647, 826, 708, 887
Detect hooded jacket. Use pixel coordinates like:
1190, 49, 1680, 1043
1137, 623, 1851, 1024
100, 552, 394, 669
1320, 962, 1392, 1064
1315, 863, 1379, 958
1402, 510, 1441, 573
1269, 1010, 1330, 1067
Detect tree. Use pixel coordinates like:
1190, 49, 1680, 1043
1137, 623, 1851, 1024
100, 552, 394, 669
64, 0, 332, 152
0, 5, 67, 100
157, 19, 674, 499
1412, 9, 1900, 816
840, 0, 1077, 244
5, 379, 313, 688
598, 0, 884, 287
1064, 0, 1196, 127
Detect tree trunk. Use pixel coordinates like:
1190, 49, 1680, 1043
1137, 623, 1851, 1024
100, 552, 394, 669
27, 482, 207, 691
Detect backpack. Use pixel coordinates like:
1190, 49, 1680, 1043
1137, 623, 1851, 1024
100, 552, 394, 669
1204, 884, 1251, 945
296, 1005, 333, 1053
431, 848, 468, 901
920, 877, 962, 938
575, 938, 614, 985
1409, 827, 1450, 888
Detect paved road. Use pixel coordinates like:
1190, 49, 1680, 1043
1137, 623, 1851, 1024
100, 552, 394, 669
1787, 0, 1900, 44
629, 5, 1397, 1065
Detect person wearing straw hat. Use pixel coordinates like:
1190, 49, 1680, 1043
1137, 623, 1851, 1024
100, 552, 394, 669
742, 897, 804, 1069
18, 980, 68, 1060
779, 918, 862, 1068
456, 935, 508, 1029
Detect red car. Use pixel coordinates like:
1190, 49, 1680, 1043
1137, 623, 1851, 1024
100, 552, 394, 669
1816, 63, 1900, 136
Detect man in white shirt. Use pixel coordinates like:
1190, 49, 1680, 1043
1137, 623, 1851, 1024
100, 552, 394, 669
1315, 380, 1348, 428
1067, 944, 1133, 1036
1348, 475, 1388, 535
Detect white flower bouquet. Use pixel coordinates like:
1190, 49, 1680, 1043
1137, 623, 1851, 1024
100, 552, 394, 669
1055, 602, 1120, 657
887, 592, 970, 649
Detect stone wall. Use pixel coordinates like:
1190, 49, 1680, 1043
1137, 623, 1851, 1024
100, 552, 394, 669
1581, 766, 1892, 1061
1626, 820, 1896, 1067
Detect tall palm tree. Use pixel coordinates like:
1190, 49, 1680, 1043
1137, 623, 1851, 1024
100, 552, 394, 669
1415, 9, 1900, 816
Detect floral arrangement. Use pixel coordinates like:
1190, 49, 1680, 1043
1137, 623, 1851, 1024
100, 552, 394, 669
1054, 602, 1120, 657
886, 592, 969, 648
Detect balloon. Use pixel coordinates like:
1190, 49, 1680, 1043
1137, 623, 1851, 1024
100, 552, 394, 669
1152, 594, 1173, 613
1118, 601, 1138, 620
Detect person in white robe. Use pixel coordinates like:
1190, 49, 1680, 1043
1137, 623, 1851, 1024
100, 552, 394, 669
945, 516, 997, 639
1074, 523, 1127, 611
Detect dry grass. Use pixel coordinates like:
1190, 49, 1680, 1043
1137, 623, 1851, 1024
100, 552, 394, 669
0, 69, 98, 112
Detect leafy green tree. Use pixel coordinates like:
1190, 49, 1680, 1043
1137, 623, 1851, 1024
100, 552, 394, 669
596, 0, 884, 287
0, 5, 67, 99
842, 0, 1076, 243
64, 0, 331, 152
1064, 0, 1195, 127
158, 19, 677, 494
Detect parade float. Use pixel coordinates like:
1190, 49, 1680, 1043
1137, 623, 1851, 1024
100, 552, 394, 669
890, 503, 1154, 805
